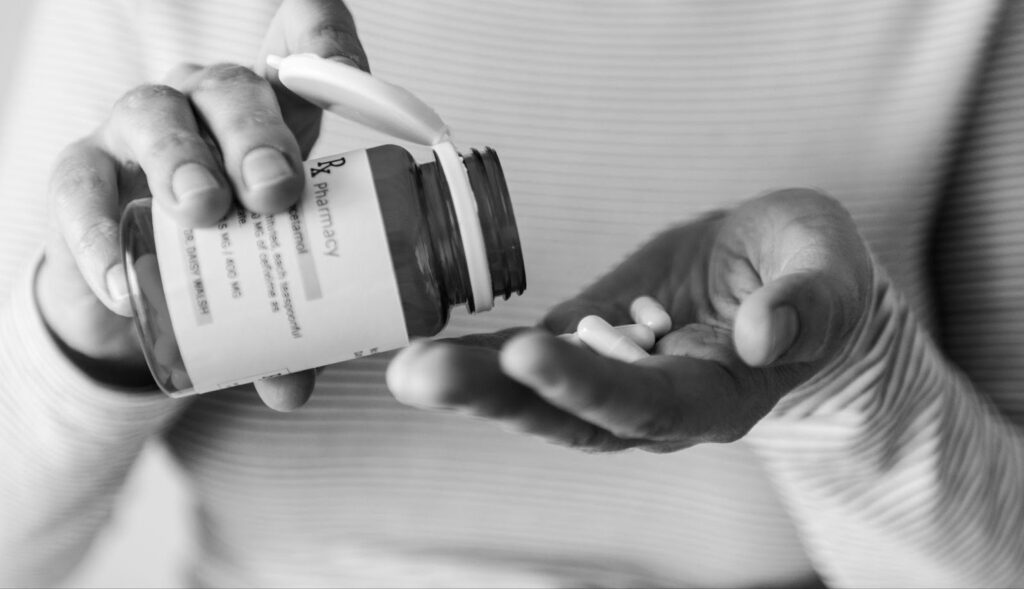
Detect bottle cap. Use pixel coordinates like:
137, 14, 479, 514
268, 54, 494, 312
269, 53, 450, 145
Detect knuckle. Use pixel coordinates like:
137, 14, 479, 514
50, 146, 109, 207
303, 22, 365, 62
711, 426, 747, 444
641, 440, 692, 454
113, 84, 185, 116
221, 108, 284, 137
563, 426, 613, 452
146, 130, 207, 159
193, 63, 265, 93
624, 408, 677, 441
762, 187, 850, 222
76, 217, 118, 257
702, 411, 758, 444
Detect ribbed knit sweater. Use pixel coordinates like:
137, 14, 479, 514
1, 1, 1022, 586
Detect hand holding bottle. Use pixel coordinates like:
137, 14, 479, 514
37, 0, 368, 410
386, 188, 873, 451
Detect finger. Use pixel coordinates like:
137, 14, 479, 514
49, 141, 132, 315
255, 369, 316, 411
103, 84, 232, 226
387, 341, 633, 451
179, 64, 303, 214
499, 331, 696, 441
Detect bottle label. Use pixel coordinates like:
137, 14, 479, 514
153, 149, 410, 393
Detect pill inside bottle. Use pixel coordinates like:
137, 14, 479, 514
120, 145, 526, 396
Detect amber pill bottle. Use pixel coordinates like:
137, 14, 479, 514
121, 145, 525, 396
119, 54, 525, 396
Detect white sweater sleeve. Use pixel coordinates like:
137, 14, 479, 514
748, 5, 1024, 585
0, 259, 187, 586
749, 270, 1024, 587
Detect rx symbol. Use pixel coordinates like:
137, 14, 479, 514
310, 156, 346, 177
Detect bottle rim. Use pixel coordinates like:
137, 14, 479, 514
464, 148, 527, 303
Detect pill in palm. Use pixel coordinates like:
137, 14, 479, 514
576, 315, 650, 362
559, 323, 656, 350
629, 296, 672, 336
614, 323, 656, 349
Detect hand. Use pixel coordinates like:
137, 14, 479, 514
37, 0, 367, 410
386, 189, 872, 451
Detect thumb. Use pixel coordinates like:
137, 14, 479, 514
259, 0, 370, 74
729, 189, 872, 368
257, 0, 369, 155
734, 268, 866, 368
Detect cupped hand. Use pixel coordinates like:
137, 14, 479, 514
37, 0, 367, 410
386, 188, 872, 451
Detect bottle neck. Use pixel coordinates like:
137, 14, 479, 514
418, 147, 526, 313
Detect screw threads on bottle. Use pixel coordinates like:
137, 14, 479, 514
464, 148, 526, 302
420, 147, 525, 313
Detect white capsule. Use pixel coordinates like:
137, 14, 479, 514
559, 323, 655, 350
615, 323, 656, 350
576, 315, 649, 363
629, 296, 672, 337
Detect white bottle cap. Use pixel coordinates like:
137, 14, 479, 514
269, 53, 493, 312
270, 53, 450, 145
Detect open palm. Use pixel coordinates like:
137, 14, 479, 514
387, 188, 872, 452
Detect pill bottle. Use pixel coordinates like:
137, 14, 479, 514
119, 55, 526, 396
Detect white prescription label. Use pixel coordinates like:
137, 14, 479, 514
153, 149, 409, 393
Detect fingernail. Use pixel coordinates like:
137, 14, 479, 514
265, 55, 284, 70
105, 263, 129, 303
242, 147, 294, 190
768, 306, 799, 364
171, 163, 220, 205
385, 341, 427, 394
